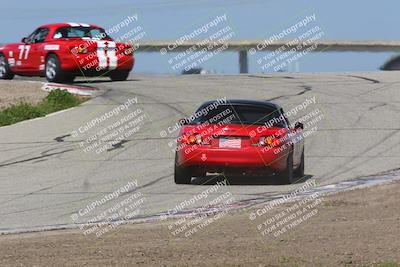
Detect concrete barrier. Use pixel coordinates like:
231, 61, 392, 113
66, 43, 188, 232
134, 40, 400, 73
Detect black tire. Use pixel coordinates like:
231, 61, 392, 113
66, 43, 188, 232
174, 153, 191, 184
174, 164, 192, 184
277, 151, 294, 184
45, 54, 70, 83
294, 149, 305, 179
110, 70, 129, 81
0, 54, 15, 80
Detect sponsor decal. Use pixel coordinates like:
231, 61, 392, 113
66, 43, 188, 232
8, 58, 15, 66
9, 51, 13, 57
16, 60, 21, 66
39, 64, 45, 70
44, 45, 60, 51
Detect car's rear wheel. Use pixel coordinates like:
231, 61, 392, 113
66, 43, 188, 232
110, 70, 129, 81
174, 153, 191, 184
46, 54, 72, 83
277, 151, 294, 184
0, 54, 15, 80
294, 149, 305, 178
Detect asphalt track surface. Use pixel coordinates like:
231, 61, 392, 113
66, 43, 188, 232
1, 72, 399, 233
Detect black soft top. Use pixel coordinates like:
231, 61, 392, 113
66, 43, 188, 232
199, 99, 282, 110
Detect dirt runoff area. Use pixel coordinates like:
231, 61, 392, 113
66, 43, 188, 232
1, 181, 400, 267
0, 80, 47, 109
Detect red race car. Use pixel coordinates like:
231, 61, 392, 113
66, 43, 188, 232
0, 23, 134, 83
174, 100, 305, 184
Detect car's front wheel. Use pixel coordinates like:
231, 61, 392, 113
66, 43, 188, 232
0, 54, 15, 80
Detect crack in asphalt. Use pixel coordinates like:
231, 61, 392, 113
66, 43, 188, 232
320, 130, 400, 181
0, 173, 173, 217
354, 103, 388, 124
265, 83, 312, 101
266, 84, 312, 101
3, 87, 184, 217
107, 140, 129, 152
0, 148, 73, 168
54, 134, 71, 142
1, 73, 399, 234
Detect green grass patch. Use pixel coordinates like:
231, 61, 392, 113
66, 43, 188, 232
0, 89, 84, 127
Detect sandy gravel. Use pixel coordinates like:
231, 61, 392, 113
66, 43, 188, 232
0, 80, 47, 109
1, 180, 400, 267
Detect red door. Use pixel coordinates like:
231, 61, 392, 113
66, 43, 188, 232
21, 28, 50, 73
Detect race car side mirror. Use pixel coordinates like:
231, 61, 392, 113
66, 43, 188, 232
21, 37, 27, 43
294, 122, 304, 130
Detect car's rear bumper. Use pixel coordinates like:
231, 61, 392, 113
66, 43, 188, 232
177, 145, 289, 173
59, 53, 134, 73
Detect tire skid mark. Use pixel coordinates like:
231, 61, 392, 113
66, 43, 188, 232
347, 75, 380, 84
354, 103, 388, 125
320, 130, 400, 181
266, 84, 312, 101
0, 148, 73, 168
0, 173, 171, 218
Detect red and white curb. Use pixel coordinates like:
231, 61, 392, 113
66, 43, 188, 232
2, 169, 400, 235
41, 83, 98, 96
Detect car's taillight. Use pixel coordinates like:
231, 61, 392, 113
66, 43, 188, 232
71, 45, 88, 54
182, 134, 202, 145
124, 47, 133, 55
259, 136, 280, 147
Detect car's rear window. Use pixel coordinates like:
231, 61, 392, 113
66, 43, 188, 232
53, 26, 110, 39
191, 104, 287, 127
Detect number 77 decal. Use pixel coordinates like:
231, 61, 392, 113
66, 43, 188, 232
18, 45, 31, 60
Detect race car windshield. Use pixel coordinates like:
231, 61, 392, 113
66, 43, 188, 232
190, 104, 287, 127
53, 27, 111, 39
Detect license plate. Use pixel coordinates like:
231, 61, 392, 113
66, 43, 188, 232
219, 137, 241, 148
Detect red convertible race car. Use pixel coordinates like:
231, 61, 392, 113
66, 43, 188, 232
174, 100, 305, 184
0, 23, 134, 83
